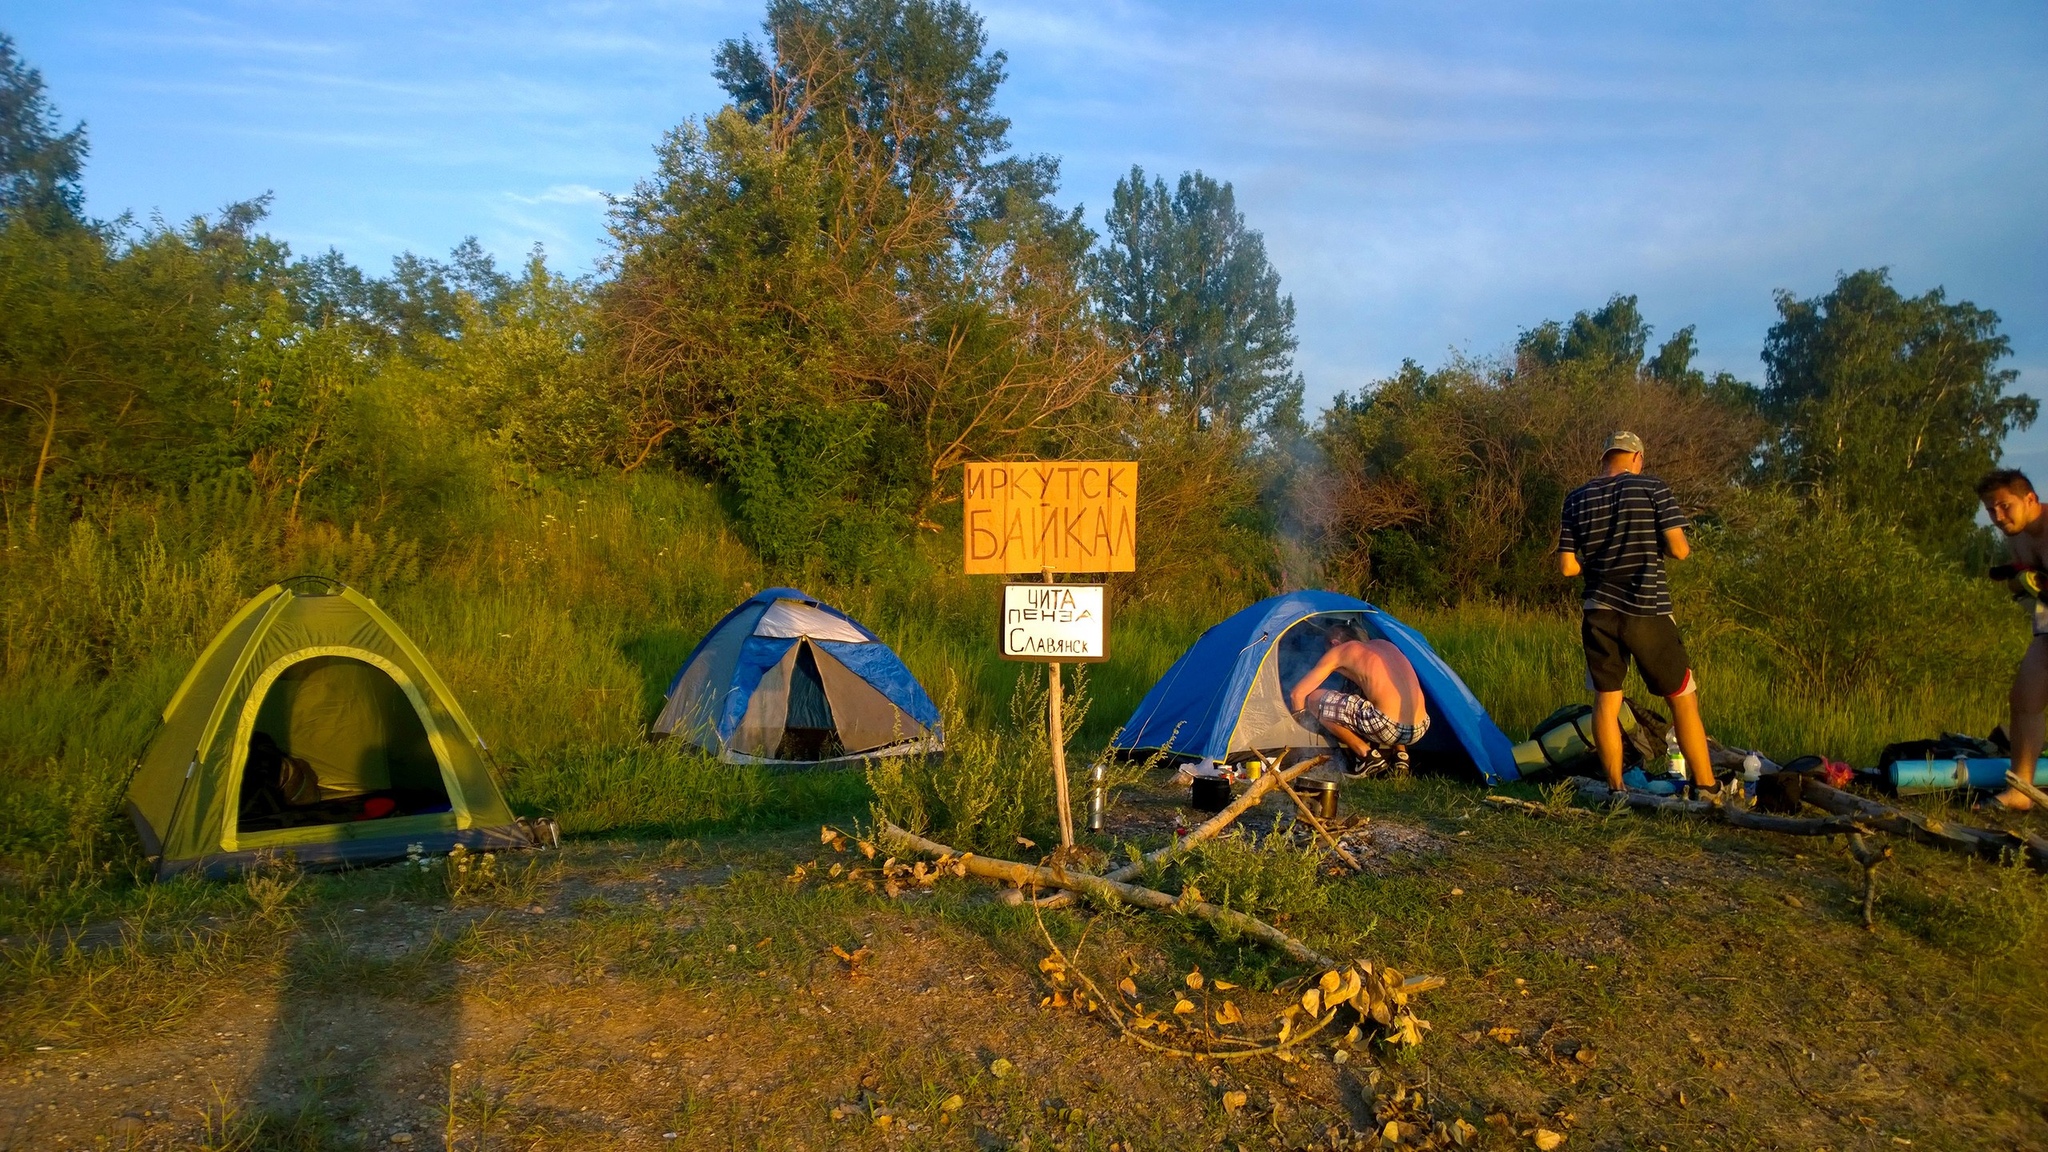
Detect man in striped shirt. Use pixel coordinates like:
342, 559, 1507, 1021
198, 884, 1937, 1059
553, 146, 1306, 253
1557, 431, 1714, 792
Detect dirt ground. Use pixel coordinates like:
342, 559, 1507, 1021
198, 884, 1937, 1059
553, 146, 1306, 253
1, 791, 1398, 1152
5, 772, 2047, 1152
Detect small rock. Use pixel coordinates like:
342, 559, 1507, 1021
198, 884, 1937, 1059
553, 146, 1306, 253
390, 1133, 414, 1145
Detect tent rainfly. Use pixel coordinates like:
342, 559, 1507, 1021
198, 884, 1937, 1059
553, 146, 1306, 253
126, 577, 533, 877
654, 589, 942, 764
1110, 590, 1519, 784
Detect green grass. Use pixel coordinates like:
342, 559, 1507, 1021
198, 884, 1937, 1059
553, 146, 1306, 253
0, 469, 2026, 938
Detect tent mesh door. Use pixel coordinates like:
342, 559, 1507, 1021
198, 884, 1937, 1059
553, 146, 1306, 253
776, 641, 844, 761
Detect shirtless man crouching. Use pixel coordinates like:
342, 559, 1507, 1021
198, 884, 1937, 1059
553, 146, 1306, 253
1979, 469, 2048, 811
1286, 623, 1430, 777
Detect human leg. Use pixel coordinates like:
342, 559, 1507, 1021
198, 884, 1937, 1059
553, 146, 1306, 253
1307, 688, 1382, 774
1580, 611, 1631, 790
1619, 614, 1712, 786
1592, 690, 1626, 791
1666, 690, 1714, 788
1995, 636, 2048, 811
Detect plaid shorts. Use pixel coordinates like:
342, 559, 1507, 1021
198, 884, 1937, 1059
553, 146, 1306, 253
1310, 689, 1429, 748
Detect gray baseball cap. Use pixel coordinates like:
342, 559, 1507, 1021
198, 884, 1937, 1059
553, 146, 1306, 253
1603, 431, 1644, 457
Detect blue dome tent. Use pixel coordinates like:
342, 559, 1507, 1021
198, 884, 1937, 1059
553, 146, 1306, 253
654, 589, 943, 764
1111, 591, 1518, 785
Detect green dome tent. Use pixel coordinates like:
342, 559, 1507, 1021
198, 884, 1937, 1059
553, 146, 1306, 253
126, 577, 534, 877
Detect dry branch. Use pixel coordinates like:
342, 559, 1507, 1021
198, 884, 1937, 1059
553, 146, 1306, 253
1846, 834, 1891, 930
2006, 770, 2048, 810
1482, 794, 1591, 820
1798, 779, 2048, 872
877, 822, 1338, 968
1033, 755, 1329, 910
1569, 779, 1866, 837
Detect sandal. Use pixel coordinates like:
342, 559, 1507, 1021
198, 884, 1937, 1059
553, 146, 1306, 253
1973, 788, 2034, 813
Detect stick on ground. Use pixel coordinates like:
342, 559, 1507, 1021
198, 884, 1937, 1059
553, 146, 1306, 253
878, 822, 1339, 969
1033, 755, 1329, 910
1798, 779, 2048, 873
1569, 779, 1867, 837
2006, 770, 2048, 810
1846, 833, 1891, 930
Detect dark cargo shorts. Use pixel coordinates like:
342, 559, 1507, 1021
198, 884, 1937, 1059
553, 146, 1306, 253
1582, 609, 1696, 697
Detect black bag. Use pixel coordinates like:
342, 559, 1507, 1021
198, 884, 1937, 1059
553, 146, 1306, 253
1876, 734, 2001, 772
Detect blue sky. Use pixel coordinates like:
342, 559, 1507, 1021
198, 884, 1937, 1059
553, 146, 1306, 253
7, 1, 2046, 465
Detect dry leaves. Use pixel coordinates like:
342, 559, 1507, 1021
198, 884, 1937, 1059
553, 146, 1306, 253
830, 944, 870, 979
1032, 914, 1440, 1063
796, 826, 972, 897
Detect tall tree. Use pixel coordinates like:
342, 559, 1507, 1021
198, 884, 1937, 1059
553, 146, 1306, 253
1092, 167, 1303, 434
1761, 268, 2033, 557
606, 0, 1116, 572
0, 34, 86, 227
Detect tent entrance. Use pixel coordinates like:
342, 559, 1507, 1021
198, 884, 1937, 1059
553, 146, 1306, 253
776, 641, 844, 761
1232, 612, 1457, 767
237, 655, 453, 834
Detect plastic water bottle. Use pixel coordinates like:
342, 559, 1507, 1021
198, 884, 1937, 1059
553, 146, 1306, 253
1741, 752, 1762, 800
1666, 730, 1686, 788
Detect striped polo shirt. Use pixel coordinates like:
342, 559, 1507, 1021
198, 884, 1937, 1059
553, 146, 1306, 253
1557, 473, 1690, 616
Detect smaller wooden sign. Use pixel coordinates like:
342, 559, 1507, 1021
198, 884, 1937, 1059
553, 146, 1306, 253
1000, 584, 1109, 662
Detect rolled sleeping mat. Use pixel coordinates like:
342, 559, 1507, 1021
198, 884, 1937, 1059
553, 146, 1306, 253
1889, 757, 2046, 796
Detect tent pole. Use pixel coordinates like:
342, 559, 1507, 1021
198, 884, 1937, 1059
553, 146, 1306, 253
1044, 567, 1074, 850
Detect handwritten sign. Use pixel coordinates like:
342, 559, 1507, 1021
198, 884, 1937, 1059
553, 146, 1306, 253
964, 461, 1137, 575
1001, 584, 1108, 662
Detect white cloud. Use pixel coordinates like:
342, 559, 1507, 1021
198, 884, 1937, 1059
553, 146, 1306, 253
507, 184, 610, 207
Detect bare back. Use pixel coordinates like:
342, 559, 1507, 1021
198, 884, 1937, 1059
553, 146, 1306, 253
1324, 639, 1427, 727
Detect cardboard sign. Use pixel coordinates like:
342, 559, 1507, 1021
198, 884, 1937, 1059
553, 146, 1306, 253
963, 461, 1137, 575
1001, 584, 1109, 662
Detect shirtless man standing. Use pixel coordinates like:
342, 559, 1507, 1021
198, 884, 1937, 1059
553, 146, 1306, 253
1978, 469, 2048, 811
1286, 623, 1430, 777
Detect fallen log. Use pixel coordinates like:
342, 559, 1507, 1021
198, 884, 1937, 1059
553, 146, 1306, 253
1034, 755, 1329, 910
1798, 779, 2048, 872
877, 822, 1338, 968
1568, 778, 1868, 837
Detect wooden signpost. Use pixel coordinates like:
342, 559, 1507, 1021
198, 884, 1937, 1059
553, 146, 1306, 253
966, 461, 1136, 849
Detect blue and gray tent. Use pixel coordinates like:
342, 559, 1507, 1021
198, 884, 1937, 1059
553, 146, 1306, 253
654, 589, 943, 764
1110, 591, 1518, 785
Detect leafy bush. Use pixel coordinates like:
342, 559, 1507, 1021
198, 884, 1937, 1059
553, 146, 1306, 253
1171, 828, 1327, 920
1676, 488, 2018, 697
867, 667, 1090, 854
